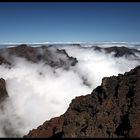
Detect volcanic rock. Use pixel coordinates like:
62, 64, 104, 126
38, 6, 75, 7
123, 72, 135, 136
24, 65, 140, 138
0, 78, 23, 137
0, 78, 8, 102
25, 116, 64, 138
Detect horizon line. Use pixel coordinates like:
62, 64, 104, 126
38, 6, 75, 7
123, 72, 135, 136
1, 41, 140, 45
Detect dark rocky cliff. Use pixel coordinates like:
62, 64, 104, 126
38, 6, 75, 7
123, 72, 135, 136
24, 65, 140, 138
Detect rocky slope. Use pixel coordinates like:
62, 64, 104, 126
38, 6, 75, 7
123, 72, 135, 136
24, 65, 140, 138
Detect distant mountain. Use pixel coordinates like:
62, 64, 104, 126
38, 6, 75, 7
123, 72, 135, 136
0, 44, 78, 69
94, 46, 140, 58
24, 65, 140, 138
1, 42, 140, 58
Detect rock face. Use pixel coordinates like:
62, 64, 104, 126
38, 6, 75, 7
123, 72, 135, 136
0, 44, 78, 69
25, 65, 140, 138
0, 78, 8, 102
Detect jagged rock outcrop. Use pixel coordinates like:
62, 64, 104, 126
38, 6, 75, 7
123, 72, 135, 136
0, 44, 78, 68
0, 78, 8, 102
24, 65, 140, 138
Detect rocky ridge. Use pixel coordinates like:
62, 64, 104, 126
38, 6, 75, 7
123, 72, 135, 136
24, 65, 140, 138
0, 44, 78, 68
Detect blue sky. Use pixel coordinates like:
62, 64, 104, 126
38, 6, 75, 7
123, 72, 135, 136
0, 2, 140, 43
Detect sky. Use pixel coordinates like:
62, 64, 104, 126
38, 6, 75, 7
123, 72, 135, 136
0, 2, 140, 43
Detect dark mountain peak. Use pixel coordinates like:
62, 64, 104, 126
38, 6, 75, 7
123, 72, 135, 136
71, 43, 81, 47
14, 44, 31, 48
24, 65, 140, 138
8, 44, 34, 54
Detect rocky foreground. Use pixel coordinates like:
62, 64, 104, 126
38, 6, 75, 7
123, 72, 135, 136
24, 65, 140, 138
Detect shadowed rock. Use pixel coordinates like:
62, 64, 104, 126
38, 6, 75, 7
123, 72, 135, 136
24, 65, 140, 138
0, 78, 8, 102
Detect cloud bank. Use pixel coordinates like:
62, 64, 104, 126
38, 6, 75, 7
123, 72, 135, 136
0, 44, 139, 137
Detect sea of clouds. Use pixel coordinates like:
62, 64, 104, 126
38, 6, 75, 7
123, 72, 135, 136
0, 43, 139, 137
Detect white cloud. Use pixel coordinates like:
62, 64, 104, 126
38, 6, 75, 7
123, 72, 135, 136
0, 44, 139, 137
